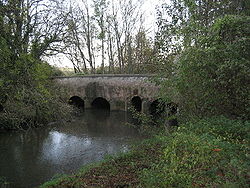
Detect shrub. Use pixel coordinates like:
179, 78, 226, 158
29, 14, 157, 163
0, 53, 72, 130
140, 117, 250, 187
0, 84, 72, 130
182, 116, 250, 144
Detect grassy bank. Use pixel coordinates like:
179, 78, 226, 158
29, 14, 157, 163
41, 116, 250, 188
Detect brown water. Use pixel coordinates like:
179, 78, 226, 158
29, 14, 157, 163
0, 109, 140, 188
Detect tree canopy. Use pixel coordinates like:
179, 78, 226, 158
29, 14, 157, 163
156, 0, 250, 119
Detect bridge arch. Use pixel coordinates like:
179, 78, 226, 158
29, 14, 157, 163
91, 97, 110, 110
69, 96, 84, 109
165, 102, 178, 126
166, 102, 178, 115
131, 96, 142, 112
149, 99, 165, 116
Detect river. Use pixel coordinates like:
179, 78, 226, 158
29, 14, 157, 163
0, 109, 141, 188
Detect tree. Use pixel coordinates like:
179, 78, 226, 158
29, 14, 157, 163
119, 0, 143, 73
156, 0, 250, 54
60, 0, 150, 74
132, 29, 155, 73
0, 0, 68, 87
105, 0, 143, 73
106, 16, 115, 73
1, 0, 68, 59
156, 0, 250, 119
66, 5, 88, 73
64, 0, 98, 73
93, 0, 108, 74
0, 0, 72, 129
82, 0, 96, 73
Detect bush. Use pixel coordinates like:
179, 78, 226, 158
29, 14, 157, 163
0, 84, 72, 130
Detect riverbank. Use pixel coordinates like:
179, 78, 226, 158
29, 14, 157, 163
41, 116, 250, 187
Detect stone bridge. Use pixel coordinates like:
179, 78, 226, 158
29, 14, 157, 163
53, 74, 163, 113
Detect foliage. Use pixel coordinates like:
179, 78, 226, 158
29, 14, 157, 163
182, 116, 250, 144
128, 106, 159, 136
0, 176, 10, 187
156, 0, 249, 54
155, 0, 250, 119
140, 116, 250, 187
157, 12, 250, 119
180, 15, 249, 118
0, 85, 72, 130
0, 44, 71, 130
0, 58, 72, 130
0, 0, 71, 130
127, 100, 178, 136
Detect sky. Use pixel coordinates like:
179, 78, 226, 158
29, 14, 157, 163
47, 0, 167, 68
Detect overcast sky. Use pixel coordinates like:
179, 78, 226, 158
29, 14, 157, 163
48, 0, 166, 68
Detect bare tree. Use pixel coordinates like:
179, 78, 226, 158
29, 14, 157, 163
82, 0, 96, 73
106, 17, 115, 73
1, 0, 69, 60
63, 0, 97, 73
65, 5, 88, 73
107, 0, 143, 73
60, 0, 152, 74
93, 0, 108, 73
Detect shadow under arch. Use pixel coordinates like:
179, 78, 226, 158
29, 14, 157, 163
166, 102, 178, 126
91, 97, 110, 110
149, 99, 165, 116
166, 102, 178, 115
131, 96, 142, 112
69, 96, 85, 109
0, 104, 3, 112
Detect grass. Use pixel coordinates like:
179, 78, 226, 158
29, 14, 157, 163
40, 116, 250, 188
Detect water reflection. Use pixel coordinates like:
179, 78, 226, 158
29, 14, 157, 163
0, 109, 140, 188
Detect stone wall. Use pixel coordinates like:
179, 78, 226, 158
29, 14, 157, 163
54, 75, 160, 112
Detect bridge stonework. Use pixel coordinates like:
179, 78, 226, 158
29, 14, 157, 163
54, 74, 160, 112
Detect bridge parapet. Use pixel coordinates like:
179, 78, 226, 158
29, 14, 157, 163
53, 74, 156, 78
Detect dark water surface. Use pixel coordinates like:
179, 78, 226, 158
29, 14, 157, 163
0, 110, 141, 188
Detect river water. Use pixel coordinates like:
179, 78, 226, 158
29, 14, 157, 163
0, 109, 141, 188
